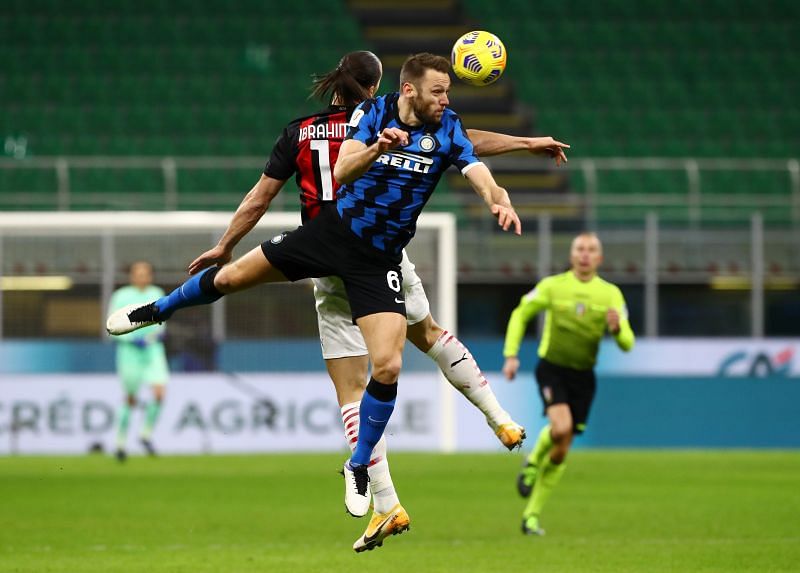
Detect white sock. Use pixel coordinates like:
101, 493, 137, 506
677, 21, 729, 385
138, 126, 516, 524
426, 330, 512, 431
341, 402, 400, 514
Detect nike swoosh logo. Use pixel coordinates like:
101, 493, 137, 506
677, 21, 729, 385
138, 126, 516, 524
367, 416, 386, 424
450, 353, 468, 368
362, 514, 395, 545
394, 298, 404, 304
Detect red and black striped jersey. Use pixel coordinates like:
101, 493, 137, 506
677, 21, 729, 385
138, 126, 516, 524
263, 105, 354, 223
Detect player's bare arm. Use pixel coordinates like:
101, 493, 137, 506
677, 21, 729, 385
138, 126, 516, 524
465, 163, 522, 235
188, 175, 285, 275
334, 128, 409, 184
467, 129, 570, 165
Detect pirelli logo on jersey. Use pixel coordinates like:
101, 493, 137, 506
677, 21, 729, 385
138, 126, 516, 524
376, 150, 434, 174
298, 122, 349, 142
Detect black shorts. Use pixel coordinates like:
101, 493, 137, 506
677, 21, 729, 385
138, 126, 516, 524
260, 205, 405, 321
535, 358, 596, 434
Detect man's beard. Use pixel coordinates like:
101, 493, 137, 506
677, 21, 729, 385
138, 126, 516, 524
411, 97, 441, 125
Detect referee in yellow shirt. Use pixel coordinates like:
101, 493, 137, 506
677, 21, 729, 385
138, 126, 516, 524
503, 232, 635, 535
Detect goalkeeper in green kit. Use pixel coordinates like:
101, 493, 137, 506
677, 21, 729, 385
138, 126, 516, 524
108, 261, 169, 461
502, 232, 635, 535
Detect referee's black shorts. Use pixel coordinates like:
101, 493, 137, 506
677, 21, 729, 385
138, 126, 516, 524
260, 205, 405, 322
535, 358, 596, 434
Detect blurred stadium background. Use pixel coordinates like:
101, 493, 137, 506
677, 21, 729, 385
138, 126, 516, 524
1, 0, 799, 443
1, 1, 799, 570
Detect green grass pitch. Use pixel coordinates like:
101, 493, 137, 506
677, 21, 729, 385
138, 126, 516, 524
1, 451, 798, 572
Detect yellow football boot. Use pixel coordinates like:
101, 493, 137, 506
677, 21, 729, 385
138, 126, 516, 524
496, 422, 526, 451
353, 504, 411, 553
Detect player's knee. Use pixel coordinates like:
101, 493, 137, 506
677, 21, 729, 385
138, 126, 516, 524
213, 268, 237, 293
550, 423, 572, 444
371, 354, 402, 383
126, 395, 137, 407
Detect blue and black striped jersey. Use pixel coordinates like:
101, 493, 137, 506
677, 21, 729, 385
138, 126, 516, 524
336, 93, 482, 254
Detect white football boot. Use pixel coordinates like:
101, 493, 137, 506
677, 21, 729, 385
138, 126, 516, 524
342, 460, 371, 517
106, 302, 161, 335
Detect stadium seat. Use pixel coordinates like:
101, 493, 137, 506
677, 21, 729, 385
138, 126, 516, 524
457, 0, 799, 225
2, 0, 796, 226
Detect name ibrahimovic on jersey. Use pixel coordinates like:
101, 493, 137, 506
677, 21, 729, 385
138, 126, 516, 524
298, 122, 349, 142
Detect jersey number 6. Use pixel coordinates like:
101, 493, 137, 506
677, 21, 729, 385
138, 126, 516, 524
386, 270, 401, 292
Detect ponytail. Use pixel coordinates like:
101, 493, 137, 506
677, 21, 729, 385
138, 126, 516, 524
310, 51, 382, 106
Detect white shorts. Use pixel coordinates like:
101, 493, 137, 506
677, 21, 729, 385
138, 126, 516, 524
313, 249, 431, 359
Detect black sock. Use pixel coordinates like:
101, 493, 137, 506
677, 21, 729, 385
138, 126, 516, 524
198, 266, 224, 298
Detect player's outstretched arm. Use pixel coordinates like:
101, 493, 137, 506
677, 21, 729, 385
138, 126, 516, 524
187, 175, 285, 275
464, 163, 521, 235
334, 128, 409, 184
466, 129, 570, 165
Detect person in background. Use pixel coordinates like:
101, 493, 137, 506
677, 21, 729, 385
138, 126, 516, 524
503, 232, 635, 535
108, 261, 168, 462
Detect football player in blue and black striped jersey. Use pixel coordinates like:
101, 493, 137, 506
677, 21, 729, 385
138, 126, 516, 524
106, 52, 567, 541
